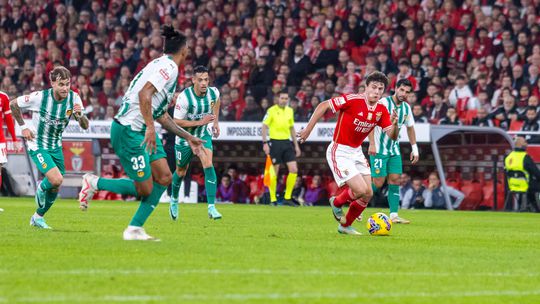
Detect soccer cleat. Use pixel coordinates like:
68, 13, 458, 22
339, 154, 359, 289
329, 196, 345, 224
390, 215, 411, 224
29, 215, 52, 229
337, 225, 361, 235
35, 183, 46, 209
123, 226, 160, 241
169, 197, 179, 221
283, 199, 298, 207
208, 205, 222, 220
79, 173, 99, 211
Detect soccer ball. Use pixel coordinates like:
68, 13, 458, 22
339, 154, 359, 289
366, 213, 392, 236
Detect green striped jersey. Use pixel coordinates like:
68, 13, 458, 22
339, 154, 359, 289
173, 86, 220, 145
16, 89, 83, 150
373, 96, 414, 156
116, 55, 178, 132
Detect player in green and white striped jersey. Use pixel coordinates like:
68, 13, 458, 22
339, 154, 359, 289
169, 66, 222, 220
368, 79, 419, 224
10, 66, 90, 229
78, 26, 204, 241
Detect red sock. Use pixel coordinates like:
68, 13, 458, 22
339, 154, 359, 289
343, 199, 367, 227
333, 187, 354, 208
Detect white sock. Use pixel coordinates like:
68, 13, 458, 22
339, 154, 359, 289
127, 225, 141, 231
33, 212, 43, 218
390, 212, 398, 219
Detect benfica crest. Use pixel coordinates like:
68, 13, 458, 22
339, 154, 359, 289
70, 143, 85, 172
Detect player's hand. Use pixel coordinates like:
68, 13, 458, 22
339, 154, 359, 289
410, 152, 419, 164
391, 109, 398, 125
73, 104, 82, 115
188, 136, 205, 156
212, 121, 220, 138
200, 114, 215, 126
22, 128, 35, 141
263, 142, 270, 155
295, 144, 301, 157
142, 128, 157, 154
368, 144, 377, 156
296, 127, 311, 144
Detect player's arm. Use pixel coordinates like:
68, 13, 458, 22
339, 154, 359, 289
297, 100, 331, 143
382, 109, 399, 141
9, 96, 34, 140
2, 96, 17, 142
368, 129, 376, 155
289, 114, 301, 157
407, 126, 419, 164
73, 94, 89, 130
139, 81, 160, 153
262, 109, 273, 155
156, 112, 205, 155
212, 97, 220, 138
174, 116, 215, 127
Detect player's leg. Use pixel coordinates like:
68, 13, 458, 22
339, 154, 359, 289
0, 142, 6, 191
283, 141, 298, 206
268, 140, 283, 205
335, 174, 371, 235
169, 143, 193, 220
198, 145, 221, 219
387, 155, 410, 223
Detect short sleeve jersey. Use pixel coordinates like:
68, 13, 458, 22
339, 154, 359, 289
373, 96, 415, 156
262, 105, 294, 140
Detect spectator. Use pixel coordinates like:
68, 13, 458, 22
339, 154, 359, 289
422, 172, 465, 210
291, 176, 306, 206
489, 95, 519, 130
216, 174, 235, 203
439, 107, 462, 125
448, 75, 479, 118
401, 177, 426, 209
427, 92, 448, 123
471, 108, 494, 127
521, 107, 540, 144
391, 60, 419, 91
412, 104, 429, 123
227, 166, 249, 203
303, 175, 327, 206
249, 56, 275, 103
287, 44, 312, 88
241, 95, 263, 122
399, 172, 412, 200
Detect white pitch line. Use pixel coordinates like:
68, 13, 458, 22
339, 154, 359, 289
0, 268, 539, 277
10, 290, 540, 303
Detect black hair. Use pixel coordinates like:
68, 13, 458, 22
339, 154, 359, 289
365, 71, 389, 90
396, 79, 413, 90
162, 25, 187, 54
193, 65, 209, 74
527, 106, 537, 112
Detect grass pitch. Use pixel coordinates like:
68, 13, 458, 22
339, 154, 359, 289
1, 197, 539, 304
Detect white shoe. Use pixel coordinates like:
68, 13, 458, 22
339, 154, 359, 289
123, 226, 160, 241
79, 173, 99, 211
337, 225, 362, 235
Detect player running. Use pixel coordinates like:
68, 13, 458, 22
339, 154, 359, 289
368, 79, 419, 224
78, 26, 204, 241
0, 90, 19, 211
169, 65, 222, 221
10, 66, 89, 229
297, 71, 399, 235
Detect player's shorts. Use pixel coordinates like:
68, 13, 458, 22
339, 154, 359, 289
0, 142, 7, 164
370, 153, 403, 177
29, 147, 65, 175
269, 139, 296, 165
175, 135, 213, 168
326, 141, 370, 187
111, 120, 166, 182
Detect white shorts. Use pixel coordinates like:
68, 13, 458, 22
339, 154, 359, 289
326, 142, 370, 187
0, 142, 7, 164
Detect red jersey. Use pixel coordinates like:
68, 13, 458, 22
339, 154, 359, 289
0, 91, 17, 143
329, 93, 392, 148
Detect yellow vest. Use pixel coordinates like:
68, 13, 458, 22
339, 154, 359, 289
504, 151, 529, 192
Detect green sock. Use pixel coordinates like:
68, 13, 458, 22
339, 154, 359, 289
40, 178, 53, 191
388, 184, 400, 214
171, 172, 183, 200
37, 189, 59, 216
129, 182, 167, 227
97, 178, 137, 196
371, 183, 378, 195
204, 166, 217, 205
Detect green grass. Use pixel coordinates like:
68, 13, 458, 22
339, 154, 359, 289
1, 197, 539, 304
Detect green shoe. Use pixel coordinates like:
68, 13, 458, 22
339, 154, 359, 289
35, 183, 46, 209
337, 225, 361, 235
169, 197, 179, 221
329, 196, 344, 223
30, 215, 52, 229
208, 205, 222, 220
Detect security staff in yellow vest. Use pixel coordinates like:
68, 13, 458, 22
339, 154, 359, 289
262, 91, 301, 206
504, 137, 540, 212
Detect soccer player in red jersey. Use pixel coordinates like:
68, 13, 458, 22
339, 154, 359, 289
0, 91, 18, 194
297, 72, 399, 235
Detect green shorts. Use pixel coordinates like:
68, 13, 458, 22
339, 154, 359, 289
111, 120, 166, 182
175, 135, 213, 168
370, 153, 403, 177
29, 147, 65, 175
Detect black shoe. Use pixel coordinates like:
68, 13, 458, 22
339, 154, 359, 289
283, 199, 298, 207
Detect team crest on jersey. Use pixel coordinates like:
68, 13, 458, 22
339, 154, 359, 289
66, 109, 72, 116
137, 171, 145, 178
376, 112, 382, 121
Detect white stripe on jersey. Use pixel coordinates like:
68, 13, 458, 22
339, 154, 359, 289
373, 96, 414, 156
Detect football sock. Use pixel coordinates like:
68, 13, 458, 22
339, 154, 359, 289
333, 187, 354, 208
204, 166, 217, 205
171, 172, 183, 200
97, 178, 138, 196
388, 184, 400, 214
40, 178, 54, 191
36, 189, 59, 216
269, 174, 277, 203
129, 182, 167, 227
284, 173, 297, 200
343, 199, 367, 227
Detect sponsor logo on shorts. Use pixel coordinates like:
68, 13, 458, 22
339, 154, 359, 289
375, 169, 380, 174
66, 109, 72, 116
137, 171, 145, 177
42, 163, 47, 169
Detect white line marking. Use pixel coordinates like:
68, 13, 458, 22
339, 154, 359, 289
9, 290, 540, 302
